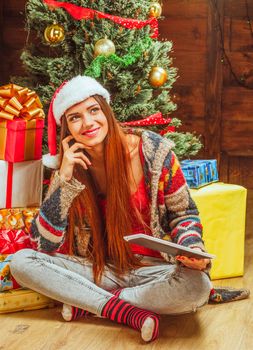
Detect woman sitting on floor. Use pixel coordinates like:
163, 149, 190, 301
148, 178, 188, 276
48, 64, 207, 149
10, 75, 249, 343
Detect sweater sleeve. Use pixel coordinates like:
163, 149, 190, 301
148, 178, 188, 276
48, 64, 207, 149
30, 171, 85, 252
163, 151, 206, 252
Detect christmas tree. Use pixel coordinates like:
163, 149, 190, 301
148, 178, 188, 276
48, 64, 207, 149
19, 0, 201, 158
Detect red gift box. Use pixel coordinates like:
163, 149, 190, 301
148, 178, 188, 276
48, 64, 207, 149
0, 83, 45, 162
0, 229, 32, 254
0, 119, 44, 162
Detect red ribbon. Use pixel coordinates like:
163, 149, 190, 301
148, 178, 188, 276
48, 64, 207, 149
43, 0, 158, 38
6, 162, 13, 208
121, 112, 172, 127
160, 125, 175, 136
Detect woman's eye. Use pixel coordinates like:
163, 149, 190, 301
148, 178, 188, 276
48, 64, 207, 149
90, 107, 100, 114
69, 115, 80, 122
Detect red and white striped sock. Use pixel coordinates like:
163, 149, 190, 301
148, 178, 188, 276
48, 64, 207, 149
61, 288, 123, 321
101, 296, 160, 342
61, 304, 92, 321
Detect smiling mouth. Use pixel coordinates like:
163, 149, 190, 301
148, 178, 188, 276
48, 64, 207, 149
82, 127, 100, 137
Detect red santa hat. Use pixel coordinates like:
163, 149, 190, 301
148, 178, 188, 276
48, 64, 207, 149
42, 75, 110, 169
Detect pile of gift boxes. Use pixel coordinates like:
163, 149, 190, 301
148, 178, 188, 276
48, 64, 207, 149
0, 83, 54, 313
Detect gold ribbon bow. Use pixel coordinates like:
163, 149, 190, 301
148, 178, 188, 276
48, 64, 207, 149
0, 84, 45, 121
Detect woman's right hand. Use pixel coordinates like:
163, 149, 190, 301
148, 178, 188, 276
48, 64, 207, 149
59, 136, 92, 181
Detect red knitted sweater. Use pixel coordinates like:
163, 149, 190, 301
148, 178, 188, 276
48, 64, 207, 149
98, 174, 162, 259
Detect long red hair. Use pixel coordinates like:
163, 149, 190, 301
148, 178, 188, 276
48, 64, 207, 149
59, 95, 144, 284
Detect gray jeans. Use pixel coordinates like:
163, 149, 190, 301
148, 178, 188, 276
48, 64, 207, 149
10, 249, 212, 316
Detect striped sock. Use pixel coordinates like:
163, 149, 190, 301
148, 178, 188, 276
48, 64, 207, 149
101, 296, 159, 342
71, 306, 91, 320
61, 288, 123, 322
61, 303, 92, 321
110, 288, 122, 298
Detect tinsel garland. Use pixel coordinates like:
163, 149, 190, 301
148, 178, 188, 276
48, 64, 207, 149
43, 0, 158, 38
85, 37, 152, 78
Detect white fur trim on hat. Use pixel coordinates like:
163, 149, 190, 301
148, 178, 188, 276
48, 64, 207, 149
53, 75, 110, 125
42, 153, 60, 170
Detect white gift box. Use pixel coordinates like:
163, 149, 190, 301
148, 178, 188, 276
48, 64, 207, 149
0, 159, 43, 208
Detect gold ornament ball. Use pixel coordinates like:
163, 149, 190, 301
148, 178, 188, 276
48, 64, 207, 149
149, 67, 168, 87
149, 2, 162, 18
44, 23, 65, 44
94, 38, 116, 57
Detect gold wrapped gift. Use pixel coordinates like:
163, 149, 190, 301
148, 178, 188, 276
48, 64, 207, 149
0, 208, 39, 233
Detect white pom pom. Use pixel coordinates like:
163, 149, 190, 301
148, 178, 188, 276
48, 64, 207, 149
42, 153, 60, 169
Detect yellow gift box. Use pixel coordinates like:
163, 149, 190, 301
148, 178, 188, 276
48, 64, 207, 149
190, 182, 247, 280
0, 288, 55, 314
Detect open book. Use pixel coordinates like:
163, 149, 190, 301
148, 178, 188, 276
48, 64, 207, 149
124, 233, 215, 259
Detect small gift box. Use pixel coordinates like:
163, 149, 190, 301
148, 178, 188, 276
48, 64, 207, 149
0, 288, 55, 314
0, 83, 45, 162
0, 207, 39, 233
0, 254, 20, 291
0, 229, 32, 254
181, 159, 218, 188
0, 159, 43, 208
0, 119, 44, 162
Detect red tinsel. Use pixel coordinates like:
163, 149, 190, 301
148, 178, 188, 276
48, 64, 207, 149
43, 0, 158, 38
121, 112, 172, 127
160, 125, 175, 135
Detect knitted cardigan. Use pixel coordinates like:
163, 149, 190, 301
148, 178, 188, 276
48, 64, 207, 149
30, 130, 210, 270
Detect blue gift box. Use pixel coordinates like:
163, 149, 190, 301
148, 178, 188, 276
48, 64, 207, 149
181, 159, 219, 188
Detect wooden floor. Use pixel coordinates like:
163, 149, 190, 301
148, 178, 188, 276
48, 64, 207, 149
0, 192, 252, 350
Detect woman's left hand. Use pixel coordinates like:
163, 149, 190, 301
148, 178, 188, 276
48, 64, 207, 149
176, 250, 210, 271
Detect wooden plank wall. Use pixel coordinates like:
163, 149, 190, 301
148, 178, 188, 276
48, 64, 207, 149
0, 2, 3, 74
161, 0, 253, 189
1, 0, 253, 188
0, 0, 27, 84
160, 0, 208, 140
221, 0, 253, 187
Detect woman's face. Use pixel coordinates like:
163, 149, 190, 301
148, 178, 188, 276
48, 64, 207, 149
65, 97, 108, 149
